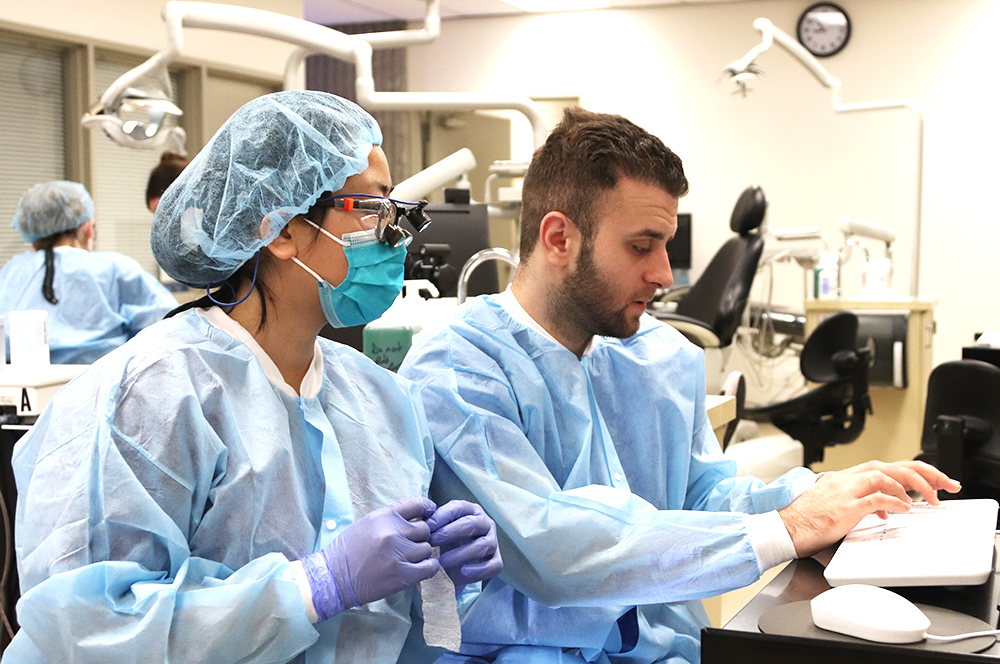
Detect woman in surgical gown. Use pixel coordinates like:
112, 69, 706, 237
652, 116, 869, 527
0, 181, 177, 364
5, 91, 501, 663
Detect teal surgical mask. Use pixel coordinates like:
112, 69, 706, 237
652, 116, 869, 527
292, 222, 405, 328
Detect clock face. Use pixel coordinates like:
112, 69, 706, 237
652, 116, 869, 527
797, 2, 851, 57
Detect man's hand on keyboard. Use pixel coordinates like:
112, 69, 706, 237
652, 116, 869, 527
778, 460, 962, 558
838, 460, 961, 509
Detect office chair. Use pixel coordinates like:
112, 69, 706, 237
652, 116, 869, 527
915, 360, 1000, 502
742, 311, 873, 466
649, 184, 767, 350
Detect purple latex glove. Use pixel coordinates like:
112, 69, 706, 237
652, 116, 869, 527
426, 500, 503, 590
299, 496, 440, 621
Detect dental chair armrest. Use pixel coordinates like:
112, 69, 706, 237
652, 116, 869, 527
652, 284, 692, 306
648, 312, 721, 349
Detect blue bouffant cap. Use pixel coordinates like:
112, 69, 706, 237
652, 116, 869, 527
12, 181, 95, 243
151, 90, 382, 288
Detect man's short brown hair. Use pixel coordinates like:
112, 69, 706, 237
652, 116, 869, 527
519, 108, 688, 259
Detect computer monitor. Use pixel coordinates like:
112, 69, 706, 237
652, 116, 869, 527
405, 201, 498, 298
668, 212, 692, 271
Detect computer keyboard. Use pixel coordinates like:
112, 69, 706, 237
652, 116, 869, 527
823, 498, 999, 588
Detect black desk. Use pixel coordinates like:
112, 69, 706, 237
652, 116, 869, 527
0, 365, 90, 654
704, 538, 1000, 663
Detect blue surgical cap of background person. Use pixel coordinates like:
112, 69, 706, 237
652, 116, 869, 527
12, 181, 95, 244
151, 90, 383, 288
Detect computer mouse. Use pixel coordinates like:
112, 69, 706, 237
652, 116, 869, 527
810, 584, 931, 644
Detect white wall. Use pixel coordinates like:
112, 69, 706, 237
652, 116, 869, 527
408, 0, 1000, 366
0, 0, 302, 77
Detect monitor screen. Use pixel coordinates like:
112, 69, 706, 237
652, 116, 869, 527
405, 202, 498, 298
668, 212, 692, 271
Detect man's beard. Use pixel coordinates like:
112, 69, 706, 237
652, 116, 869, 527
551, 242, 641, 341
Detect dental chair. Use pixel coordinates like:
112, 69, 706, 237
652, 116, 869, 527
649, 184, 767, 350
915, 360, 1000, 504
739, 311, 873, 468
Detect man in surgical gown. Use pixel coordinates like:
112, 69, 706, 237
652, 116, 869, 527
0, 181, 176, 364
399, 108, 958, 664
6, 92, 501, 663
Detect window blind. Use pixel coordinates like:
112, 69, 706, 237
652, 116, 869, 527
0, 35, 66, 266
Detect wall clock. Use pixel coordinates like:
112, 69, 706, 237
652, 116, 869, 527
797, 3, 851, 58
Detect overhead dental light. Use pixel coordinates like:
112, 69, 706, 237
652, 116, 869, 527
723, 18, 925, 297
81, 53, 186, 153
725, 64, 764, 97
84, 1, 549, 158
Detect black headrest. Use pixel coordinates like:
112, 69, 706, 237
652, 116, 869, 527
730, 185, 767, 235
800, 312, 860, 383
926, 360, 1000, 427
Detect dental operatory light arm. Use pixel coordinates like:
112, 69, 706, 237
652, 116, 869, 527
725, 18, 925, 117
83, 0, 550, 153
724, 17, 925, 297
724, 18, 840, 98
351, 0, 441, 48
283, 0, 441, 86
392, 148, 476, 201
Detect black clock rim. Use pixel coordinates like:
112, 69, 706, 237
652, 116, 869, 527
796, 1, 852, 58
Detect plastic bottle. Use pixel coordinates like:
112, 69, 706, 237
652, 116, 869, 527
363, 280, 452, 372
814, 252, 839, 300
862, 257, 893, 298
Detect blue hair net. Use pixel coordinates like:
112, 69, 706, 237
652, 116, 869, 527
12, 181, 95, 243
151, 91, 383, 288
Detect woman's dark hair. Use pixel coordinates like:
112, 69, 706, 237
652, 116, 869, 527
146, 152, 189, 208
34, 228, 79, 304
166, 196, 328, 330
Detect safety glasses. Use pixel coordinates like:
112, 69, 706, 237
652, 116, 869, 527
316, 193, 432, 248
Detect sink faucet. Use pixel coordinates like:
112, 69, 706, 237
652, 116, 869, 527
457, 248, 519, 304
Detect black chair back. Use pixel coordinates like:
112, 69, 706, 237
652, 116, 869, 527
918, 359, 1000, 500
800, 312, 860, 383
673, 185, 766, 347
744, 311, 872, 466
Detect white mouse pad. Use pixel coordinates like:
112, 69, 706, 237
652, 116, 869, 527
758, 601, 996, 654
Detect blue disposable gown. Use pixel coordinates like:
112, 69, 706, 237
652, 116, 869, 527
399, 295, 812, 664
6, 308, 440, 663
0, 247, 177, 364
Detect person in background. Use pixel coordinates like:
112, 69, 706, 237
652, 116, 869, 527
399, 108, 958, 664
147, 152, 192, 294
0, 181, 177, 364
5, 91, 501, 664
146, 151, 189, 213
